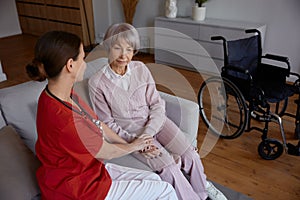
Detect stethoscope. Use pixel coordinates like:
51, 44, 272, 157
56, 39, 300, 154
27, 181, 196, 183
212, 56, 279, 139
45, 85, 103, 132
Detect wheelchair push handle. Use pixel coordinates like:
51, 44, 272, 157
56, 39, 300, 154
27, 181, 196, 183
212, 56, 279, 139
245, 29, 262, 39
211, 36, 226, 41
245, 29, 259, 34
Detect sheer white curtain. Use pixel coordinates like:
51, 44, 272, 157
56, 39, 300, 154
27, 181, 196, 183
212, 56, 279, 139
0, 61, 7, 82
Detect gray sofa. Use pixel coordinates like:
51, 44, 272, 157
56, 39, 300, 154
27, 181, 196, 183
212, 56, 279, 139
0, 58, 199, 199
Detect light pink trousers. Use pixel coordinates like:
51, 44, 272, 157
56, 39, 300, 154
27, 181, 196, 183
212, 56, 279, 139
105, 163, 178, 200
132, 118, 208, 200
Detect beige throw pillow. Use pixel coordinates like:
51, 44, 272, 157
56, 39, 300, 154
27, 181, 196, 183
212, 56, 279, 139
0, 125, 40, 199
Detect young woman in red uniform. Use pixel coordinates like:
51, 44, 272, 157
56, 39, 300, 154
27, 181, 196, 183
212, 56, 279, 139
26, 31, 177, 200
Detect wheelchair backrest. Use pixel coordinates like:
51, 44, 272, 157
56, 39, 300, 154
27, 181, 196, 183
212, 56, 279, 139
223, 33, 292, 102
227, 35, 260, 79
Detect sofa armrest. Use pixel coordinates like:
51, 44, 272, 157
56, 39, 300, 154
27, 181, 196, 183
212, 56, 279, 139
0, 80, 47, 153
159, 92, 199, 147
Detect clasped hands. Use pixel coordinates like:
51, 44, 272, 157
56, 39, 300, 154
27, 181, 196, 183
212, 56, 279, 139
133, 134, 162, 159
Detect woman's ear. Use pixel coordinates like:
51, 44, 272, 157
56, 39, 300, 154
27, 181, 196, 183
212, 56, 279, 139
65, 58, 74, 72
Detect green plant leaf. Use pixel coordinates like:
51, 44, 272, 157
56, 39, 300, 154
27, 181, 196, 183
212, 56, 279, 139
195, 0, 208, 7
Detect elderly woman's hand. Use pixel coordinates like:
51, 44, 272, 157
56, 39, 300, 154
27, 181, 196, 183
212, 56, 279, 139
139, 145, 162, 159
130, 134, 154, 152
130, 134, 162, 159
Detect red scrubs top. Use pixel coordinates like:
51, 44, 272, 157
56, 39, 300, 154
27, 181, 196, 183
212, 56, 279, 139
35, 90, 112, 200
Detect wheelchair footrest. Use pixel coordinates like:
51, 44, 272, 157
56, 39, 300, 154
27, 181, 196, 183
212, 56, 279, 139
287, 142, 300, 156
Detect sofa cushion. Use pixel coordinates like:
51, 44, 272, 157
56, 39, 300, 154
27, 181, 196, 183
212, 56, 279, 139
74, 79, 92, 107
74, 58, 109, 108
0, 125, 40, 199
159, 92, 199, 146
0, 81, 47, 153
84, 57, 108, 79
0, 58, 107, 153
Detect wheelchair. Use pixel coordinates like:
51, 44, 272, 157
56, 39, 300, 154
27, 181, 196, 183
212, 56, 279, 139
198, 29, 300, 160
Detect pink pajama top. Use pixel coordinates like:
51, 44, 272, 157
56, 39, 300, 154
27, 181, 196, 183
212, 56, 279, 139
88, 61, 166, 142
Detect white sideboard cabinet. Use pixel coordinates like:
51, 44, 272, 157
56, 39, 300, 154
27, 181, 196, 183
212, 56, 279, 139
154, 17, 266, 74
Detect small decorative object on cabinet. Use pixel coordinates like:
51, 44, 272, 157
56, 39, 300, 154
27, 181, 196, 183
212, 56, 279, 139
15, 0, 95, 51
165, 0, 178, 19
192, 0, 208, 21
121, 0, 139, 24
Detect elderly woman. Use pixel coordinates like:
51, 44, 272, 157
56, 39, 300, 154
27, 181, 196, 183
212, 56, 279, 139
88, 23, 227, 200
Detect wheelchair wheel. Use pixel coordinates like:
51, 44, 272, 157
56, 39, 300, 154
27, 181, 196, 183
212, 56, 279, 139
258, 139, 283, 160
198, 76, 247, 139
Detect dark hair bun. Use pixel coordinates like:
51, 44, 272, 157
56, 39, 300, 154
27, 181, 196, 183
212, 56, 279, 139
26, 60, 47, 81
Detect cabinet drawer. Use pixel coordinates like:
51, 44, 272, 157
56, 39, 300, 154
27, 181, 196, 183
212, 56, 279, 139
46, 0, 80, 8
155, 35, 224, 60
16, 0, 45, 3
198, 56, 223, 74
17, 3, 47, 18
19, 17, 48, 35
47, 21, 83, 38
155, 35, 209, 56
155, 49, 223, 74
46, 6, 81, 24
199, 41, 224, 60
199, 25, 248, 42
155, 49, 198, 70
155, 20, 199, 39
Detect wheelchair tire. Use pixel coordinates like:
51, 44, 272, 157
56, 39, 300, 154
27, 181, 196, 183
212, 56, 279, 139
258, 139, 283, 160
198, 76, 247, 139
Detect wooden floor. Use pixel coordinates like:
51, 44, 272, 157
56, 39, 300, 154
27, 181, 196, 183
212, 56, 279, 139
0, 34, 299, 199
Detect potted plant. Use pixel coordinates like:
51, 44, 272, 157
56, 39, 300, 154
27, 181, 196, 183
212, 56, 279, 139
192, 0, 208, 21
195, 0, 208, 7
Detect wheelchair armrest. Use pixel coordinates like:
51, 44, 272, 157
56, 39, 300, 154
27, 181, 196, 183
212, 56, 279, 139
262, 54, 291, 74
290, 72, 300, 79
290, 72, 300, 88
263, 54, 289, 63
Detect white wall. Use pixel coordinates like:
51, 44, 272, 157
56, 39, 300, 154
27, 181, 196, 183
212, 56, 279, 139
93, 0, 300, 74
0, 0, 21, 38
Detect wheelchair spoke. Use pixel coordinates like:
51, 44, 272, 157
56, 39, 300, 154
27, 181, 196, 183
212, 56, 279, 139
198, 77, 247, 139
